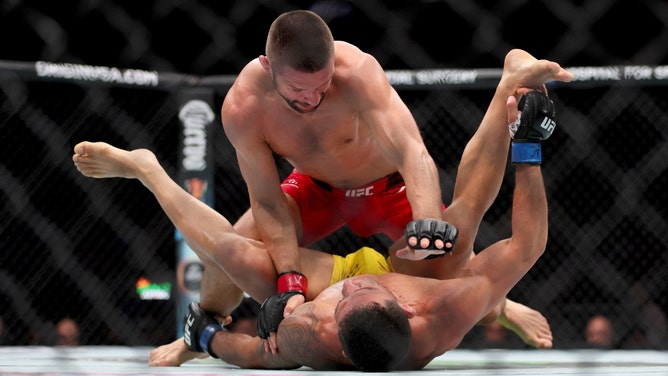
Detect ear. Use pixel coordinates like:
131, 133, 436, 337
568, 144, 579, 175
259, 55, 271, 72
401, 303, 416, 319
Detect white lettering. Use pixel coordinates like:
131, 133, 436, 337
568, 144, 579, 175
386, 69, 478, 86
623, 66, 652, 80
184, 315, 195, 345
345, 187, 374, 197
35, 61, 159, 86
385, 70, 415, 85
540, 117, 556, 133
654, 66, 668, 79
179, 100, 215, 171
415, 69, 478, 85
570, 66, 621, 81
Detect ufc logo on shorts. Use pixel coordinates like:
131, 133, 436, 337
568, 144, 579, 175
540, 117, 556, 133
345, 187, 374, 197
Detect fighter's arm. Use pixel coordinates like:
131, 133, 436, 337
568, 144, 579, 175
207, 304, 333, 370
221, 86, 303, 279
207, 329, 301, 370
449, 164, 548, 327
351, 51, 446, 254
357, 56, 442, 219
440, 93, 550, 336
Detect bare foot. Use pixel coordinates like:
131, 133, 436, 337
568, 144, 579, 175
148, 337, 208, 367
72, 141, 159, 181
501, 49, 574, 93
497, 299, 553, 349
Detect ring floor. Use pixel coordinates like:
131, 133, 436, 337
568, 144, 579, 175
1, 347, 667, 375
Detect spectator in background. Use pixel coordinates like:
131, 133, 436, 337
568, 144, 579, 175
482, 321, 524, 349
627, 282, 668, 350
55, 318, 80, 346
466, 320, 525, 349
27, 322, 57, 346
0, 315, 10, 345
585, 314, 614, 349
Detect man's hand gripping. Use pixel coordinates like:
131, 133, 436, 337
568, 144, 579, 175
183, 302, 226, 359
256, 270, 307, 354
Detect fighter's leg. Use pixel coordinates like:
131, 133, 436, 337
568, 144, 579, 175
73, 141, 285, 291
73, 142, 276, 364
498, 300, 553, 348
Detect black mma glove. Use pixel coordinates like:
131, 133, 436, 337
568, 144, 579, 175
183, 301, 225, 358
256, 271, 308, 339
404, 219, 459, 259
508, 91, 557, 164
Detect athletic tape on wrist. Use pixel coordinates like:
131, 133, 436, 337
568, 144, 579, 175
199, 323, 225, 358
511, 142, 542, 164
277, 271, 308, 295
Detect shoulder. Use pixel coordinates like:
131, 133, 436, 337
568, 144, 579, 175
334, 41, 385, 84
222, 59, 270, 127
333, 41, 390, 107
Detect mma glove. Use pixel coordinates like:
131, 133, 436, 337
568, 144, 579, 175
508, 91, 557, 164
404, 219, 459, 259
183, 301, 226, 358
256, 271, 308, 339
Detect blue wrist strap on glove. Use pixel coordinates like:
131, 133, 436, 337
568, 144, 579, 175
512, 142, 542, 164
199, 323, 224, 358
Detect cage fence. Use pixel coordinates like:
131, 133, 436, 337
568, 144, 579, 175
1, 59, 666, 350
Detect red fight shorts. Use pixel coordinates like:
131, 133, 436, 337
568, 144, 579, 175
281, 170, 445, 246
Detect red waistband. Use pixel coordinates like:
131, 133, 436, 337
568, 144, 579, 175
312, 172, 404, 197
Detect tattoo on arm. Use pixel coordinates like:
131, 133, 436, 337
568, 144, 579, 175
275, 303, 326, 368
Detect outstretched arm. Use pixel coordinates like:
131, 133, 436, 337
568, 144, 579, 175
206, 304, 337, 370
448, 92, 551, 331
207, 331, 300, 370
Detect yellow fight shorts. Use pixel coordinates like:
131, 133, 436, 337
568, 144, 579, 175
330, 247, 395, 285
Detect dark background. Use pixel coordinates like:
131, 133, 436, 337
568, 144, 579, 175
1, 0, 667, 75
1, 0, 667, 350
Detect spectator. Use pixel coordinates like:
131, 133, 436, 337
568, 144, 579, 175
627, 282, 668, 349
55, 318, 80, 346
466, 320, 525, 349
27, 322, 57, 346
621, 325, 647, 349
585, 314, 614, 349
0, 315, 9, 345
483, 321, 521, 349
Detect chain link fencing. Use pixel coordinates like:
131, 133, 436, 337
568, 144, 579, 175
1, 0, 667, 351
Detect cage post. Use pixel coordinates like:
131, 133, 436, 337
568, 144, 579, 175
175, 88, 217, 337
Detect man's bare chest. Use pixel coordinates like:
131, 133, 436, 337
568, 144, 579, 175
266, 114, 364, 158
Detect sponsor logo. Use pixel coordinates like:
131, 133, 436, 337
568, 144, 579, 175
540, 117, 556, 133
135, 277, 171, 300
345, 186, 374, 197
179, 100, 214, 171
182, 261, 204, 291
35, 61, 158, 86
